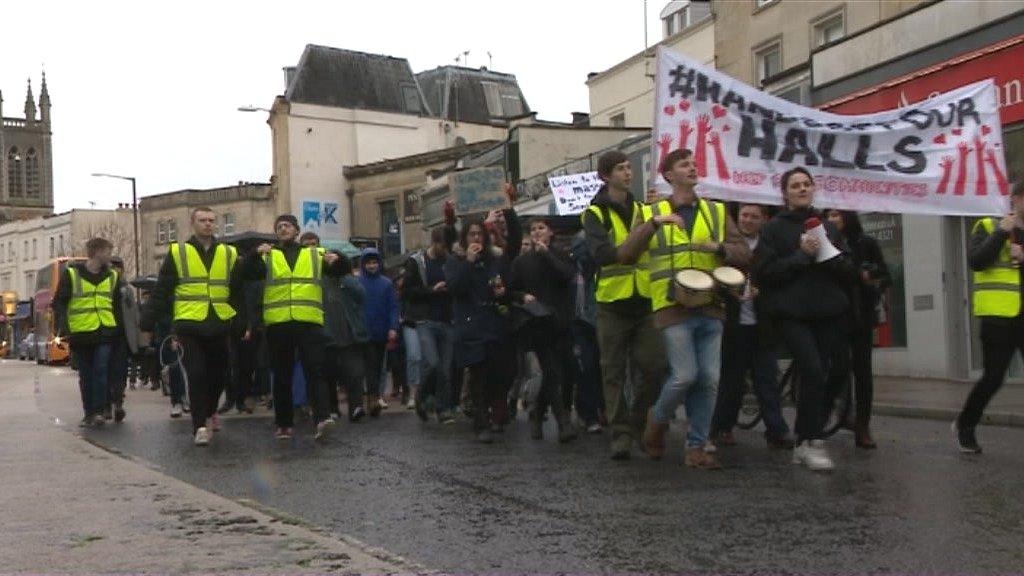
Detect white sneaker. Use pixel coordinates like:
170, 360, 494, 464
378, 398, 389, 410
792, 440, 834, 471
194, 427, 211, 446
170, 404, 183, 418
406, 397, 416, 410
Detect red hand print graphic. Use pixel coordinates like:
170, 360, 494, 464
984, 149, 1010, 196
974, 136, 988, 196
936, 156, 954, 195
954, 141, 971, 196
678, 120, 693, 152
708, 132, 730, 181
694, 114, 711, 178
657, 133, 673, 173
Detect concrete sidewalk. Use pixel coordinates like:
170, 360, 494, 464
873, 376, 1024, 427
0, 361, 421, 574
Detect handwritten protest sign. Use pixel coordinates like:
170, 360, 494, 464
451, 167, 507, 215
652, 46, 1009, 216
548, 172, 603, 215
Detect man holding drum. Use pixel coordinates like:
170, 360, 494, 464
619, 149, 751, 469
581, 151, 667, 460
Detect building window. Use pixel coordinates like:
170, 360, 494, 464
24, 272, 35, 295
772, 81, 809, 105
814, 12, 845, 47
157, 220, 167, 245
500, 88, 523, 117
481, 81, 503, 117
25, 148, 40, 198
49, 237, 54, 258
58, 234, 64, 256
223, 213, 235, 235
22, 241, 27, 261
609, 112, 626, 128
7, 147, 22, 198
665, 12, 677, 36
168, 220, 178, 243
754, 41, 782, 85
31, 239, 37, 259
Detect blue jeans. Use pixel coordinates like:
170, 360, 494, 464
73, 343, 112, 417
403, 325, 422, 392
652, 315, 723, 448
417, 321, 454, 412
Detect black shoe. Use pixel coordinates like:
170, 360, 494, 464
766, 432, 796, 450
530, 417, 543, 440
557, 417, 578, 444
414, 392, 429, 422
114, 403, 126, 423
952, 420, 982, 454
102, 405, 114, 421
476, 429, 494, 444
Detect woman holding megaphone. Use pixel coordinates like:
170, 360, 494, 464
754, 167, 858, 472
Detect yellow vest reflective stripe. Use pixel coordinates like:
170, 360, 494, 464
67, 267, 118, 333
170, 242, 238, 322
971, 217, 1020, 317
583, 203, 651, 302
647, 198, 725, 312
262, 246, 325, 326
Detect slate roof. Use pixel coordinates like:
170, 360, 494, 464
285, 45, 431, 115
416, 66, 530, 124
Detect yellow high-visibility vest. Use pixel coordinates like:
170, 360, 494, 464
169, 242, 237, 322
263, 246, 326, 326
972, 217, 1021, 317
583, 203, 651, 302
66, 267, 118, 333
646, 198, 725, 312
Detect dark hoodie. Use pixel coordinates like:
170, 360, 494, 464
754, 207, 857, 321
358, 248, 399, 342
581, 184, 650, 315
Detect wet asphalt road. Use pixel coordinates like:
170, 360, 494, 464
22, 360, 1024, 574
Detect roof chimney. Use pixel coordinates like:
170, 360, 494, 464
571, 112, 591, 127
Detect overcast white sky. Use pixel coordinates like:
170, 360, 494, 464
1, 1, 666, 212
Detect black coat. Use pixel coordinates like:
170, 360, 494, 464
754, 208, 857, 322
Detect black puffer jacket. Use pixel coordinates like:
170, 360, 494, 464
754, 208, 857, 321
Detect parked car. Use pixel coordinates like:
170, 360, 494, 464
18, 333, 37, 361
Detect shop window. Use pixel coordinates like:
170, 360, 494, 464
861, 213, 907, 348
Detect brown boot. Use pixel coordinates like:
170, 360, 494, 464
642, 408, 669, 460
684, 447, 723, 470
855, 423, 877, 449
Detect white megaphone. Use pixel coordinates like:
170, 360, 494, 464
802, 217, 841, 263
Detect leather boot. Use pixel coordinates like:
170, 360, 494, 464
642, 407, 669, 460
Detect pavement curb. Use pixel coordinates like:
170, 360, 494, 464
873, 403, 1024, 428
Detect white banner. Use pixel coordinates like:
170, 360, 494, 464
549, 171, 602, 215
653, 47, 1011, 216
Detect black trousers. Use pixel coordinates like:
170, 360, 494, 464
959, 317, 1024, 429
363, 342, 388, 398
712, 323, 790, 438
521, 317, 569, 422
108, 338, 129, 406
178, 334, 230, 433
225, 336, 256, 408
850, 323, 875, 426
325, 343, 366, 417
777, 318, 845, 441
467, 339, 514, 431
267, 323, 330, 428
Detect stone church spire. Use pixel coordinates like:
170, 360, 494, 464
24, 78, 36, 122
39, 72, 51, 125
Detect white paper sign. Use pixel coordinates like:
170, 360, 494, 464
549, 171, 603, 215
652, 46, 1010, 216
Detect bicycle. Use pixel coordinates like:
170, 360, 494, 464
734, 357, 852, 438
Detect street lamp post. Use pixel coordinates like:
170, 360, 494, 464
91, 173, 139, 280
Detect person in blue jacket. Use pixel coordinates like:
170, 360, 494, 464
359, 248, 399, 416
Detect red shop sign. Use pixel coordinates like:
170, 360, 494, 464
821, 34, 1024, 125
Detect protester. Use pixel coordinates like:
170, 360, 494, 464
618, 149, 751, 469
510, 216, 578, 442
582, 151, 666, 460
54, 237, 125, 428
321, 246, 368, 422
141, 207, 243, 446
755, 167, 857, 471
247, 214, 343, 441
106, 256, 139, 423
358, 248, 399, 417
402, 226, 457, 424
825, 209, 891, 449
954, 182, 1024, 453
220, 251, 255, 415
445, 186, 522, 443
570, 230, 605, 433
710, 203, 794, 449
